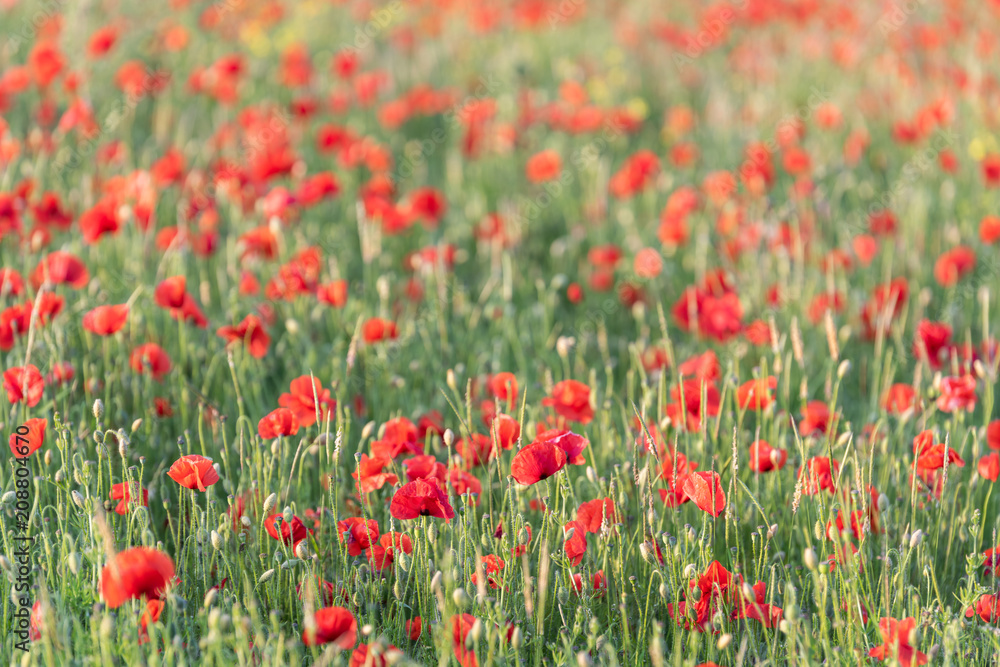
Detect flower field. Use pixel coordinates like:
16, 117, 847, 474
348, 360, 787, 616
4, 0, 1000, 664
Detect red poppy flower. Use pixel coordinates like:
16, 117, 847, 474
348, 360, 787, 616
403, 455, 447, 483
470, 554, 505, 589
799, 401, 833, 435
405, 617, 422, 641
489, 414, 521, 449
31, 251, 89, 289
266, 513, 310, 544
981, 215, 1000, 244
510, 440, 568, 485
937, 374, 977, 412
913, 430, 965, 471
737, 376, 777, 411
449, 468, 482, 502
130, 343, 172, 381
278, 375, 335, 427
576, 498, 616, 533
882, 384, 917, 414
349, 643, 401, 667
338, 517, 380, 556
913, 320, 952, 369
303, 607, 357, 648
564, 520, 587, 565
534, 429, 588, 464
9, 417, 45, 458
966, 594, 1000, 623
542, 380, 594, 424
353, 454, 398, 493
679, 350, 720, 382
488, 372, 518, 403
362, 317, 398, 343
166, 455, 220, 492
525, 149, 562, 183
682, 471, 726, 517
99, 547, 175, 608
258, 407, 300, 439
732, 580, 783, 628
138, 599, 164, 645
798, 456, 839, 495
933, 246, 976, 286
110, 481, 149, 515
3, 365, 44, 406
318, 280, 348, 307
217, 314, 270, 358
82, 304, 129, 336
379, 531, 413, 556
748, 440, 787, 472
389, 478, 455, 522
979, 453, 1000, 482
451, 613, 479, 667
867, 617, 927, 667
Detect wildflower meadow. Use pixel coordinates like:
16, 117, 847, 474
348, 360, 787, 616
4, 0, 1000, 665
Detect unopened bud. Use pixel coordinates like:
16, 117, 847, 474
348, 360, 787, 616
803, 548, 819, 571
93, 399, 104, 420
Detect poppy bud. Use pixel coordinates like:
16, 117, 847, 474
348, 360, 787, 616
767, 523, 778, 539
658, 582, 670, 599
282, 507, 293, 525
974, 360, 987, 379
718, 633, 732, 650
803, 547, 819, 571
813, 521, 824, 541
741, 581, 756, 602
93, 399, 104, 421
447, 369, 457, 391
100, 615, 115, 639
132, 419, 143, 433
444, 429, 454, 447
262, 493, 277, 514
430, 571, 443, 594
639, 542, 656, 564
510, 626, 523, 649
72, 490, 85, 508
877, 493, 890, 513
909, 529, 924, 549
259, 569, 275, 583
68, 552, 81, 575
204, 588, 218, 608
837, 360, 851, 379
576, 651, 593, 667
453, 587, 472, 608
